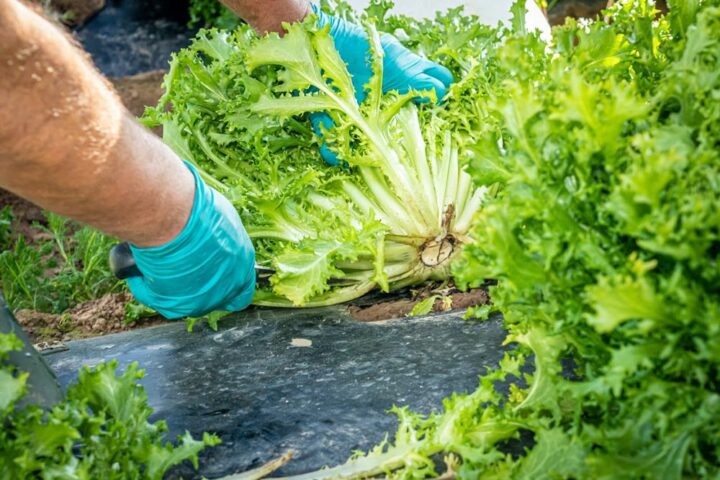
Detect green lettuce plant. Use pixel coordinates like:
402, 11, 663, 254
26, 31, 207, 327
144, 12, 488, 307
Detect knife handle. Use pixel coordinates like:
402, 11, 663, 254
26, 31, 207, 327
109, 242, 143, 280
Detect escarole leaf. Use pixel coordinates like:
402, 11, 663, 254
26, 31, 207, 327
251, 95, 339, 117
215, 1, 718, 479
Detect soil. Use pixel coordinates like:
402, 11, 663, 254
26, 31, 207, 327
15, 292, 166, 348
348, 288, 489, 322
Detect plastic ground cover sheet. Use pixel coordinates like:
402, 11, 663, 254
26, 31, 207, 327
45, 306, 506, 478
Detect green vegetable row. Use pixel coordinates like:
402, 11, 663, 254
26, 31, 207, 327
170, 0, 720, 477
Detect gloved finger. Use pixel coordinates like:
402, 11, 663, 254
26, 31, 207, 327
309, 111, 334, 137
309, 111, 340, 165
127, 276, 151, 305
221, 266, 256, 312
221, 287, 256, 312
318, 143, 340, 165
420, 62, 454, 89
126, 277, 159, 314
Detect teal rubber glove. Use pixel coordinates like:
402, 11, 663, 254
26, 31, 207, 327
310, 4, 454, 165
126, 162, 255, 320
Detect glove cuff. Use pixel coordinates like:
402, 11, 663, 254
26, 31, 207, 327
129, 161, 208, 261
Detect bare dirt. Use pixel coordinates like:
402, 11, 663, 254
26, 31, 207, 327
349, 288, 489, 322
15, 292, 165, 347
1, 186, 169, 347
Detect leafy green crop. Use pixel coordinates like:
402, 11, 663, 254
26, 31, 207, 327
149, 0, 720, 476
0, 332, 219, 478
144, 6, 491, 307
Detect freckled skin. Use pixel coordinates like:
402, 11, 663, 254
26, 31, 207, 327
0, 0, 310, 247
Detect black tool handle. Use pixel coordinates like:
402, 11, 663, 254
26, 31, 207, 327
109, 242, 143, 280
110, 242, 272, 283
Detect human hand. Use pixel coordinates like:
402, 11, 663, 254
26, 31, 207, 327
310, 5, 454, 165
126, 162, 255, 319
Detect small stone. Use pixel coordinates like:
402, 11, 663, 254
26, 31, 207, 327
290, 338, 312, 348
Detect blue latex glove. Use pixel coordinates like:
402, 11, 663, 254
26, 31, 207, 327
310, 5, 454, 165
127, 162, 255, 319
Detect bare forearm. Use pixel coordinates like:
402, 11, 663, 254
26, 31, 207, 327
0, 0, 193, 247
219, 0, 310, 33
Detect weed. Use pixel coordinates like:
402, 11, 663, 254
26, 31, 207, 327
0, 210, 125, 314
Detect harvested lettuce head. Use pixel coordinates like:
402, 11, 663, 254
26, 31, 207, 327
144, 12, 488, 307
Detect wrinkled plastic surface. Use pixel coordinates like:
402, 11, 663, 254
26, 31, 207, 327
77, 0, 196, 76
45, 307, 506, 478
